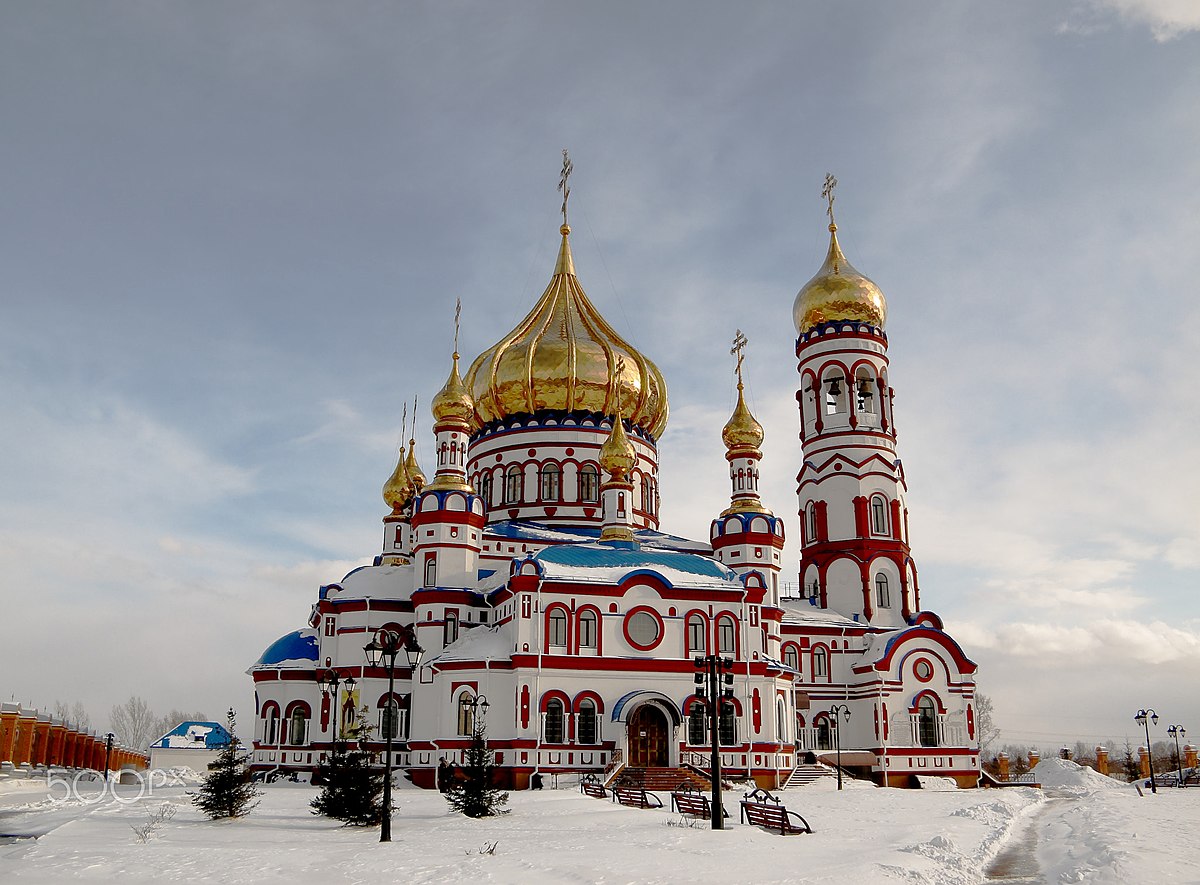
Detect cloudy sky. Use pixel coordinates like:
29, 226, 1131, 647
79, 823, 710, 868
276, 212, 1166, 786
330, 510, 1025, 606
2, 0, 1197, 750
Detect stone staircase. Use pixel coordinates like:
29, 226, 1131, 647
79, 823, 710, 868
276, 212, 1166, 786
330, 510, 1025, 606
782, 762, 837, 788
612, 766, 710, 792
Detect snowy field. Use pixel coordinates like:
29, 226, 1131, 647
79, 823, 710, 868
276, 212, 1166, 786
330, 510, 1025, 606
1, 760, 1198, 884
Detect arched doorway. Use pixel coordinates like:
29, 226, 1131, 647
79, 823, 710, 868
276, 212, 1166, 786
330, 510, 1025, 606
628, 704, 670, 767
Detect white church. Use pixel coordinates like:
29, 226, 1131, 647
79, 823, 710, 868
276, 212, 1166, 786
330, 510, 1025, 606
248, 174, 981, 790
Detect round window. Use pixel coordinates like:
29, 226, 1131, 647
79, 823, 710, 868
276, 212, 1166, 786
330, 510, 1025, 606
627, 611, 661, 648
914, 659, 933, 681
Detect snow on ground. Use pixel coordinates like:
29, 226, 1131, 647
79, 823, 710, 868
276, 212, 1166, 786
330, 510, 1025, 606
1, 766, 1198, 884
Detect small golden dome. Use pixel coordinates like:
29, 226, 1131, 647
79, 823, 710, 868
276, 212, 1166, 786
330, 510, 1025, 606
404, 440, 426, 491
793, 224, 887, 333
464, 225, 669, 439
382, 444, 411, 511
431, 353, 475, 425
599, 414, 636, 478
722, 382, 764, 452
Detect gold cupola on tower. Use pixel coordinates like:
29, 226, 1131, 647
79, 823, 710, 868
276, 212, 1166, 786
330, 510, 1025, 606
431, 352, 475, 427
382, 441, 411, 513
404, 438, 426, 491
464, 160, 668, 439
722, 384, 765, 453
599, 410, 636, 479
792, 174, 887, 334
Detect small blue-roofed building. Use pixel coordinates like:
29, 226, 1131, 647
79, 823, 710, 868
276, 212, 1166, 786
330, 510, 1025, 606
148, 720, 233, 772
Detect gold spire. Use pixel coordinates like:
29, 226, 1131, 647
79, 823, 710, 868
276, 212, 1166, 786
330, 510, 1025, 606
431, 351, 475, 425
382, 440, 411, 512
464, 172, 668, 438
792, 175, 887, 333
721, 332, 770, 516
599, 412, 636, 479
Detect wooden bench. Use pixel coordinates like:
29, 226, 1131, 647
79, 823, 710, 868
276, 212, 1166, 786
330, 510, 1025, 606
579, 775, 609, 800
671, 784, 728, 820
612, 786, 663, 809
739, 787, 812, 835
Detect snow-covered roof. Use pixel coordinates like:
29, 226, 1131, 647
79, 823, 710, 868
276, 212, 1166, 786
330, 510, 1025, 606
487, 520, 709, 554
425, 624, 513, 665
249, 628, 319, 671
533, 543, 740, 590
779, 599, 861, 627
150, 721, 232, 750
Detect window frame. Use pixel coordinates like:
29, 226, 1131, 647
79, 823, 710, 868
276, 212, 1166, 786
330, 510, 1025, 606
579, 464, 599, 503
504, 465, 523, 504
539, 463, 561, 501
544, 698, 565, 744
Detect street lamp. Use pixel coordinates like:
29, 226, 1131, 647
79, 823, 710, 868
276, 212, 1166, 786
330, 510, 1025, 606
829, 705, 851, 791
317, 670, 342, 749
1167, 725, 1186, 787
364, 629, 423, 843
103, 732, 115, 783
693, 654, 735, 830
1134, 708, 1159, 793
466, 694, 491, 735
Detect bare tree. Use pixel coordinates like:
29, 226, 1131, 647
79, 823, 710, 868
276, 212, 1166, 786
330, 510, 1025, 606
53, 700, 93, 732
110, 696, 158, 750
975, 693, 999, 757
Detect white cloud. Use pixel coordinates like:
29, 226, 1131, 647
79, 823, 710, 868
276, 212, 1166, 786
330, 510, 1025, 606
1076, 0, 1200, 40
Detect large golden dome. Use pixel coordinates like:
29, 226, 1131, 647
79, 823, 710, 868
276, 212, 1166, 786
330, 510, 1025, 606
465, 224, 669, 439
793, 223, 887, 333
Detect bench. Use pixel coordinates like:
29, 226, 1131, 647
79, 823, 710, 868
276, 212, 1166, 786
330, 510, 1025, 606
612, 786, 663, 809
739, 787, 812, 835
671, 784, 728, 820
579, 775, 609, 800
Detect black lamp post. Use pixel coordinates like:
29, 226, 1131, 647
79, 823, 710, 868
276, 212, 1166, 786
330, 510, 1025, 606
1134, 708, 1159, 793
693, 654, 734, 830
467, 694, 491, 736
364, 629, 423, 843
103, 732, 114, 783
829, 705, 851, 791
1167, 725, 1186, 787
317, 670, 342, 753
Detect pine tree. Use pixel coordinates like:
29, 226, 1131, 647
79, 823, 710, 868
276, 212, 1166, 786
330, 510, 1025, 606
1121, 740, 1141, 782
311, 707, 386, 826
445, 725, 508, 818
190, 709, 261, 820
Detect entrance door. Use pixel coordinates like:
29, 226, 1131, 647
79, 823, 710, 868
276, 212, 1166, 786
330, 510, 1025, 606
628, 704, 669, 767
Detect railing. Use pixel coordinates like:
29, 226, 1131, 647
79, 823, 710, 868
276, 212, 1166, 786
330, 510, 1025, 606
601, 749, 624, 787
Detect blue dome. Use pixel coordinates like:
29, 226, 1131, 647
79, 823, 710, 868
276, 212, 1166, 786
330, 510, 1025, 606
252, 628, 319, 669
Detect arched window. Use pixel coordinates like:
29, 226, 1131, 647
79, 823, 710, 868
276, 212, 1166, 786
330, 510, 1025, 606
539, 463, 561, 501
578, 610, 598, 650
579, 464, 599, 503
457, 694, 475, 737
777, 698, 787, 742
783, 645, 799, 671
478, 472, 493, 508
424, 555, 437, 588
856, 370, 875, 413
719, 703, 737, 746
875, 573, 890, 609
578, 699, 598, 744
918, 696, 939, 747
871, 495, 889, 535
544, 699, 565, 744
812, 646, 828, 678
688, 701, 707, 746
288, 706, 309, 746
263, 707, 279, 745
816, 717, 832, 750
379, 698, 401, 740
824, 374, 846, 414
686, 614, 706, 655
443, 611, 459, 646
548, 608, 568, 648
640, 476, 651, 511
806, 503, 819, 544
717, 615, 736, 655
504, 465, 523, 504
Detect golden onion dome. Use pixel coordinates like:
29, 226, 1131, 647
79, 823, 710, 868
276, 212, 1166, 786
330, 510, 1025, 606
793, 223, 887, 333
431, 352, 475, 425
599, 414, 636, 478
722, 382, 764, 452
464, 225, 669, 439
382, 444, 411, 511
404, 440, 426, 490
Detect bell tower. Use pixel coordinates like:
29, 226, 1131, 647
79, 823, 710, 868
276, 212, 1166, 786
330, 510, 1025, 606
793, 177, 916, 627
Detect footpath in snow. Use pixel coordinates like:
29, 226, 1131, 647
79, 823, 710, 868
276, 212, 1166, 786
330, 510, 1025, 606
1, 759, 1197, 884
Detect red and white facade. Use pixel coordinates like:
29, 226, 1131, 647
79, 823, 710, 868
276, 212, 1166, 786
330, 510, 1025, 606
248, 205, 981, 789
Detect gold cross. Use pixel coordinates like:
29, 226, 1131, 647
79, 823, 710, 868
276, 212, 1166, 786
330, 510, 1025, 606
613, 355, 626, 415
730, 329, 748, 385
822, 173, 838, 225
400, 401, 408, 447
558, 149, 574, 225
411, 396, 418, 443
454, 297, 462, 356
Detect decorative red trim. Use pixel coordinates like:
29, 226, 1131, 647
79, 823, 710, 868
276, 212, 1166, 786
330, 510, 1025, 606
622, 606, 665, 651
